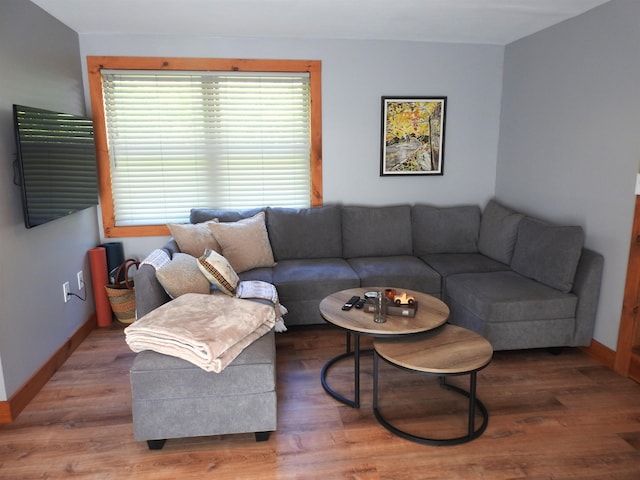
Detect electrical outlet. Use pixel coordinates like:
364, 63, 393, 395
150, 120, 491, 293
77, 270, 84, 290
63, 281, 70, 303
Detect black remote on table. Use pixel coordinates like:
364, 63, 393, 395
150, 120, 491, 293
342, 296, 360, 310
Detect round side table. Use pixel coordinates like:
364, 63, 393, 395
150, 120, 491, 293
373, 323, 493, 445
319, 287, 449, 408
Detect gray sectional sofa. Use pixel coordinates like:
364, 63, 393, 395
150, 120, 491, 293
136, 199, 603, 351
129, 199, 603, 448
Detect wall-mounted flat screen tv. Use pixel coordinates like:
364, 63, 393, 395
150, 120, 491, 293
13, 104, 99, 228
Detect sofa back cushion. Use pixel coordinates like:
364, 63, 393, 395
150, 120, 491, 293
412, 205, 480, 255
342, 205, 412, 258
266, 206, 343, 260
190, 207, 264, 224
510, 217, 585, 293
478, 199, 523, 264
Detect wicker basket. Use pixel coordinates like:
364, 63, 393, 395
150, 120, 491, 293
105, 259, 139, 324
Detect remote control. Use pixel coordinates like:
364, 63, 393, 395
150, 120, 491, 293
342, 295, 360, 310
354, 298, 366, 309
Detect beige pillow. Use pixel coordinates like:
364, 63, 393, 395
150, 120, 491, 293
156, 253, 211, 298
197, 248, 239, 296
167, 220, 220, 257
208, 211, 276, 273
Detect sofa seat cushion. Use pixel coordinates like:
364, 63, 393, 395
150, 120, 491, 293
342, 205, 413, 258
272, 258, 359, 301
445, 271, 577, 323
422, 253, 509, 279
412, 204, 480, 255
266, 205, 342, 260
347, 256, 441, 295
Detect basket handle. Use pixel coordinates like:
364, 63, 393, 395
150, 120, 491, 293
114, 258, 139, 289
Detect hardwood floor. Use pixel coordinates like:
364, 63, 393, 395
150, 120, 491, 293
1, 324, 640, 479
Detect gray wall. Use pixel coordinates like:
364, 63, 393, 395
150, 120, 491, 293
497, 0, 639, 350
78, 36, 505, 260
0, 0, 100, 400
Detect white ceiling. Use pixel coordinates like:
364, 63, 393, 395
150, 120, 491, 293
31, 0, 611, 45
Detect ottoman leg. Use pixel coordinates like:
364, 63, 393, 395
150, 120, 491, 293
147, 439, 167, 450
255, 431, 270, 442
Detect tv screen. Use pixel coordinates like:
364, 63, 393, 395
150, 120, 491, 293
13, 104, 99, 228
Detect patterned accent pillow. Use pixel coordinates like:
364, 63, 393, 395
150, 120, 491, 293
197, 248, 239, 296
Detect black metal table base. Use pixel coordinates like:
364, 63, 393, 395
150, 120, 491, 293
321, 331, 373, 408
373, 351, 489, 446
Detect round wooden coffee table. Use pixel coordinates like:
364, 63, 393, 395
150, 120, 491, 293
319, 287, 449, 408
373, 324, 493, 445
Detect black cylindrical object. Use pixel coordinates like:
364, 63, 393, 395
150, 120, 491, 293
100, 241, 125, 282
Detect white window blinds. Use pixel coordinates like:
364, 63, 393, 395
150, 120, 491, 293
101, 70, 311, 226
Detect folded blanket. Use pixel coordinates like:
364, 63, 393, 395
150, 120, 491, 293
236, 280, 288, 332
124, 292, 275, 372
140, 248, 171, 270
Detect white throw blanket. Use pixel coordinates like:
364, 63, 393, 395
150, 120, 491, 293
236, 280, 288, 332
124, 292, 275, 372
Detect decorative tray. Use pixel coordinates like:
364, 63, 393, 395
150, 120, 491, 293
363, 298, 418, 318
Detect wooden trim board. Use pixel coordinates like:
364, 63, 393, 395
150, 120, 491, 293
580, 338, 616, 369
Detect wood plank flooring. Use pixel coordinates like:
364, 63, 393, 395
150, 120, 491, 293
1, 324, 640, 479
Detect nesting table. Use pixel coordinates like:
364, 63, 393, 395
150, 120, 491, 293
319, 287, 449, 408
374, 324, 493, 445
319, 287, 493, 445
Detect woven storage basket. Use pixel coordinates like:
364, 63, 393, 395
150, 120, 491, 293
105, 259, 139, 324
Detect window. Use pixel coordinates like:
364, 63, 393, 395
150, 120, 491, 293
87, 57, 322, 237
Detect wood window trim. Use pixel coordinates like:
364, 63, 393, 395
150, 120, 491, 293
86, 56, 323, 238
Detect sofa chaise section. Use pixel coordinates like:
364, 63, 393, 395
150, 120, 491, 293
130, 329, 277, 449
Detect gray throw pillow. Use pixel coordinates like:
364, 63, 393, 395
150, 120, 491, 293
510, 217, 584, 293
412, 204, 480, 255
478, 200, 523, 264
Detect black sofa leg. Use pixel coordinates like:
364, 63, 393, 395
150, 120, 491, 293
548, 347, 564, 355
147, 439, 166, 450
255, 431, 270, 442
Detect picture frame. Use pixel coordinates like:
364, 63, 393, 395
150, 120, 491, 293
380, 96, 447, 176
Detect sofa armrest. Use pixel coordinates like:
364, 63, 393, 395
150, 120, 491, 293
134, 239, 180, 319
571, 248, 604, 345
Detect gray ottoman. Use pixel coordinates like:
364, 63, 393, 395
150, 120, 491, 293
130, 329, 277, 450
